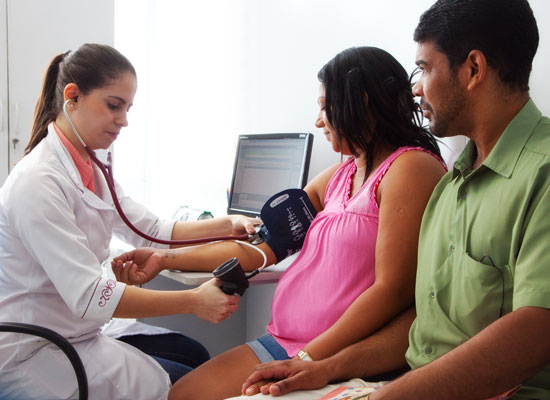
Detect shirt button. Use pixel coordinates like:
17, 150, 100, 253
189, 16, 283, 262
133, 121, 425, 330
449, 244, 455, 251
425, 346, 433, 354
429, 290, 435, 299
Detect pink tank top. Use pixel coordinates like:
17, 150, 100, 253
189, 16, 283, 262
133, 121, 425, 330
266, 147, 438, 357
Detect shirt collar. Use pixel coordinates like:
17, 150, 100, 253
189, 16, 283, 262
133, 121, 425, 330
453, 99, 542, 179
53, 122, 96, 193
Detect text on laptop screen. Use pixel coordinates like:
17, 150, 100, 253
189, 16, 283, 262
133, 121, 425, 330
228, 133, 313, 217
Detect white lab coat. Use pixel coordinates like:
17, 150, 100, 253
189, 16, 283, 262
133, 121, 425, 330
0, 125, 174, 399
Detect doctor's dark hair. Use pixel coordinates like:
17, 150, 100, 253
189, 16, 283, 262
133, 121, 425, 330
414, 0, 538, 92
318, 46, 440, 179
25, 43, 136, 155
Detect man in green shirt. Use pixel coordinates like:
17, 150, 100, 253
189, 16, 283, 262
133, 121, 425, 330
233, 0, 550, 399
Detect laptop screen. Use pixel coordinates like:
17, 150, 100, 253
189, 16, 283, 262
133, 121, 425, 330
227, 133, 314, 217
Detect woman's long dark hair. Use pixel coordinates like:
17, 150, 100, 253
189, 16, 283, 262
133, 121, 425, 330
25, 43, 136, 155
318, 46, 441, 179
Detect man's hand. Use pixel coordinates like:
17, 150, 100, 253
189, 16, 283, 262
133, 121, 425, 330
111, 247, 165, 285
241, 359, 333, 396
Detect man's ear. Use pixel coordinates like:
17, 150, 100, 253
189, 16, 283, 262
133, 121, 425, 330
464, 49, 487, 91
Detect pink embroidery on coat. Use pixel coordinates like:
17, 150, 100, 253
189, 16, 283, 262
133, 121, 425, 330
98, 279, 117, 307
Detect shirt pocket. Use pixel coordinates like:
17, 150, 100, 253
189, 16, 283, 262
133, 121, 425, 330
450, 252, 510, 337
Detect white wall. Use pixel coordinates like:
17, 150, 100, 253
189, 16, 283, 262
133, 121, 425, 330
5, 0, 114, 169
238, 0, 433, 179
115, 0, 550, 219
0, 0, 114, 185
530, 0, 550, 115
116, 0, 435, 217
238, 0, 550, 179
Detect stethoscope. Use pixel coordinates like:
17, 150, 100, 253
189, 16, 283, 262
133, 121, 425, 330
62, 99, 253, 247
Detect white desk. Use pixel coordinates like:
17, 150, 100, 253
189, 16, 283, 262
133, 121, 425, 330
159, 267, 284, 286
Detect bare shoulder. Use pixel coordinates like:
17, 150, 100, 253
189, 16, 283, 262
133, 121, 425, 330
379, 150, 447, 200
304, 162, 343, 212
389, 149, 446, 181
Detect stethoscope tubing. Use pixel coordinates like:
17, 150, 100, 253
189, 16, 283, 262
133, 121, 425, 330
63, 100, 249, 246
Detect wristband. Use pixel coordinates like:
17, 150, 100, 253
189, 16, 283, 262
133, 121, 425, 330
296, 350, 313, 361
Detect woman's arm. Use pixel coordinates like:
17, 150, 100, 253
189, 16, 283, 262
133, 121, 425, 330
170, 162, 342, 244
113, 279, 239, 323
303, 162, 342, 212
169, 214, 260, 247
112, 240, 277, 285
112, 182, 258, 248
112, 163, 343, 283
301, 151, 445, 360
166, 161, 343, 269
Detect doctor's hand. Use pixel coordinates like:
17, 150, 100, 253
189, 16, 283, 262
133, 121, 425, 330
241, 359, 332, 396
191, 278, 239, 323
111, 247, 164, 285
228, 214, 263, 235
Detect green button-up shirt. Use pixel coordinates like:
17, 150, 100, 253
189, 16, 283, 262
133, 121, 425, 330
406, 99, 550, 399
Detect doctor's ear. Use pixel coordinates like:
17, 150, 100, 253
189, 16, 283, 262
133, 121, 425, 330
63, 83, 80, 105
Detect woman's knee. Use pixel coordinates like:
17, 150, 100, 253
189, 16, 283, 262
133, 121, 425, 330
168, 345, 261, 400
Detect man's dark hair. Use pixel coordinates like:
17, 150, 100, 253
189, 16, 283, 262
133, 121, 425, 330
414, 0, 539, 91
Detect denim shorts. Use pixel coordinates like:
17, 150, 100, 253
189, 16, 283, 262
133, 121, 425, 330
246, 334, 291, 363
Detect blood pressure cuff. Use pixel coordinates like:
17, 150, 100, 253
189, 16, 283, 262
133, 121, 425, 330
259, 188, 317, 263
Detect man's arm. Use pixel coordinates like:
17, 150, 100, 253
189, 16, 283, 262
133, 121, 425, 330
242, 307, 415, 396
371, 306, 550, 400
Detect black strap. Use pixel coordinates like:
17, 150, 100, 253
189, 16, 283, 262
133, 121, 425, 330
0, 322, 88, 400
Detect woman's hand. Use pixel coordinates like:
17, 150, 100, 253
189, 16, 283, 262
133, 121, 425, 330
111, 247, 165, 285
191, 278, 240, 323
228, 214, 262, 235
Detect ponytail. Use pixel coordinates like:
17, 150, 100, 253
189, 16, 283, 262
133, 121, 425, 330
25, 52, 66, 155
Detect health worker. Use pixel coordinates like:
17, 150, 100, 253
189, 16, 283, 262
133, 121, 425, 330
0, 43, 253, 400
